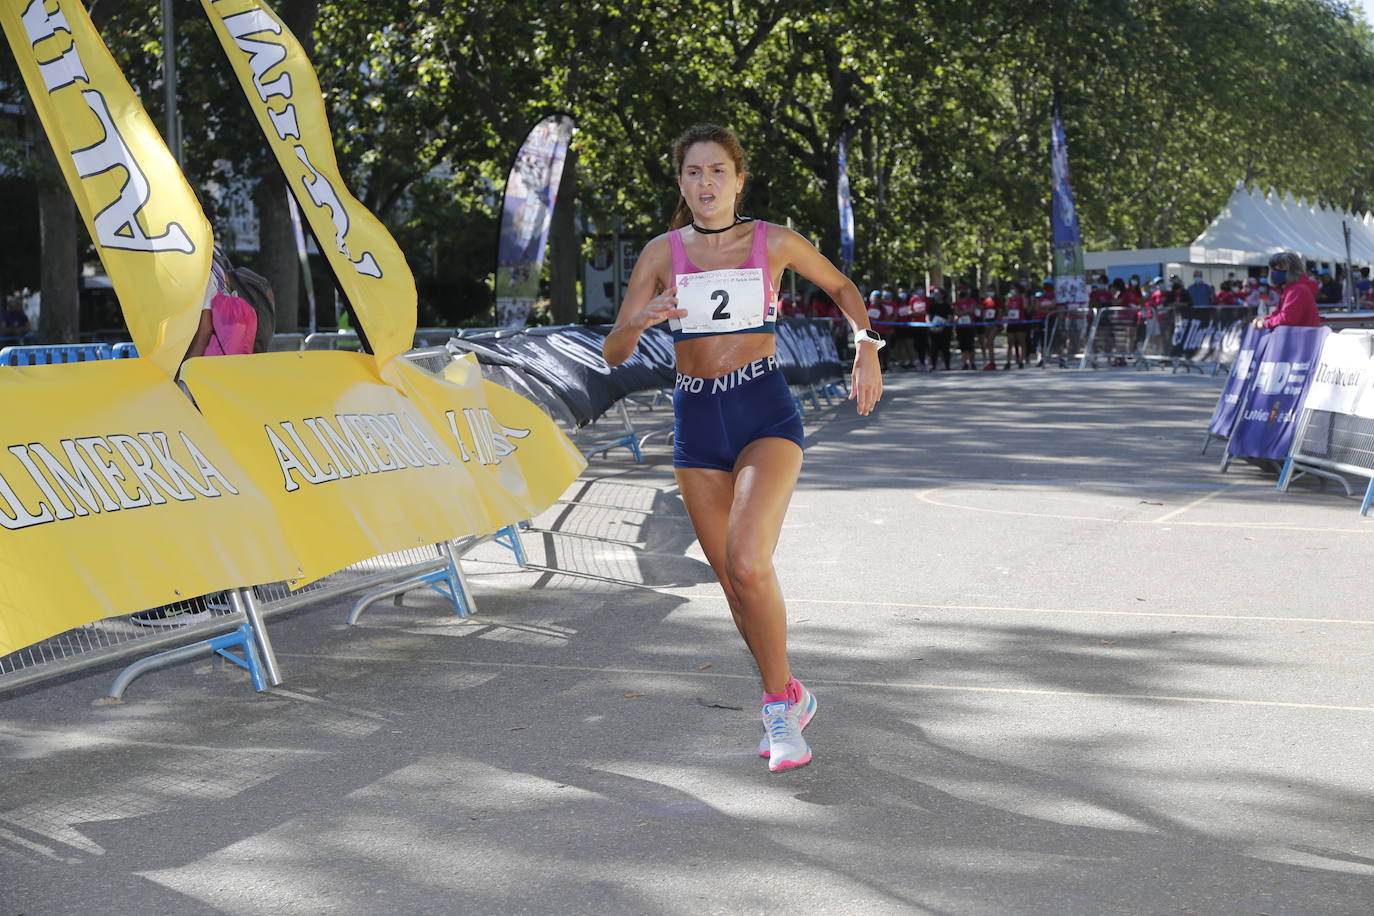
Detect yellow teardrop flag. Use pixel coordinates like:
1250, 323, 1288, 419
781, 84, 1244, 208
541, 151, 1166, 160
0, 0, 211, 377
200, 0, 417, 366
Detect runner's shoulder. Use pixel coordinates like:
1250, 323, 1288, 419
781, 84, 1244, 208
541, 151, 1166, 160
633, 233, 674, 287
765, 221, 814, 255
639, 233, 674, 261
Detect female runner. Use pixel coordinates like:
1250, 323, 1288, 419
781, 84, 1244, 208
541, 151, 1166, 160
602, 124, 882, 772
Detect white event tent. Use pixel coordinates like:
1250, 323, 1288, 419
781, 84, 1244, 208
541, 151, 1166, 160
1084, 182, 1374, 283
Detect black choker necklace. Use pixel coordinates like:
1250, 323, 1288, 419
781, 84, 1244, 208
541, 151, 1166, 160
691, 216, 752, 235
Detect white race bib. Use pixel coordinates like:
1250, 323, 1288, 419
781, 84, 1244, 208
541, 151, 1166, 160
956, 314, 973, 325
673, 268, 770, 334
982, 308, 997, 320
1007, 308, 1022, 320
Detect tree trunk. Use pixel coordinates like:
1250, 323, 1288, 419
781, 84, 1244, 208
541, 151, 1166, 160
26, 100, 79, 344
254, 175, 301, 332
547, 145, 579, 324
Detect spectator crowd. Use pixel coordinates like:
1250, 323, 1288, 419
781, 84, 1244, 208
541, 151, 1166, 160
779, 262, 1371, 371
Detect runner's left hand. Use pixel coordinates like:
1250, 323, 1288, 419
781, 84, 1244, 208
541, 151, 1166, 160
850, 345, 882, 416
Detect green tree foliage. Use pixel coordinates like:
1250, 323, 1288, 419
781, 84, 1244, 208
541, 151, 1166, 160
8, 0, 1374, 326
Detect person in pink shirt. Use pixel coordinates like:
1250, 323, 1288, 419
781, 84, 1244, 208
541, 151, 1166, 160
977, 288, 1000, 369
1118, 275, 1143, 317
891, 286, 918, 369
1088, 280, 1114, 311
952, 285, 980, 369
908, 290, 931, 370
1144, 273, 1166, 321
879, 288, 902, 370
1253, 251, 1320, 329
1003, 283, 1029, 369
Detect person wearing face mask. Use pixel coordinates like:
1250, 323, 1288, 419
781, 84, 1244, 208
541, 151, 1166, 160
1251, 251, 1319, 329
1187, 271, 1214, 307
1248, 279, 1279, 316
1165, 276, 1189, 305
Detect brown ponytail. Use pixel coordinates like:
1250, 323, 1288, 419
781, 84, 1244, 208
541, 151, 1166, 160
668, 124, 749, 231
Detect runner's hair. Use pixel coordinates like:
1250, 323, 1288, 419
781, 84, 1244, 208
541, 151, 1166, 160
669, 124, 749, 231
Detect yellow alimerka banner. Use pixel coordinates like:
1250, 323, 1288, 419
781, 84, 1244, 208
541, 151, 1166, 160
0, 361, 297, 656
181, 351, 491, 586
0, 0, 211, 378
383, 357, 587, 535
200, 0, 416, 367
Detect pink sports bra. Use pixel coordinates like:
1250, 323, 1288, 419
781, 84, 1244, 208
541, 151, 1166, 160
667, 220, 778, 342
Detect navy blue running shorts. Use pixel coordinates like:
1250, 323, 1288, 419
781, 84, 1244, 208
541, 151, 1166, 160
672, 355, 805, 472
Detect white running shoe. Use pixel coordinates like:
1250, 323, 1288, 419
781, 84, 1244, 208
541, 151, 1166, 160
761, 698, 815, 773
758, 681, 816, 758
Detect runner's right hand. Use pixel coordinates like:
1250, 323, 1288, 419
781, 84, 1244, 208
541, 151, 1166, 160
636, 287, 686, 329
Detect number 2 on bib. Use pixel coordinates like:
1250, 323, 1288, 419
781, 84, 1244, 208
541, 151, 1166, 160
712, 289, 731, 320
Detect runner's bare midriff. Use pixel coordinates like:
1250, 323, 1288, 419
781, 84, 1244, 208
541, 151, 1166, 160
674, 334, 776, 379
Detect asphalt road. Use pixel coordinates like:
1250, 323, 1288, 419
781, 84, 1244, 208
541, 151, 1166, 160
2, 367, 1371, 916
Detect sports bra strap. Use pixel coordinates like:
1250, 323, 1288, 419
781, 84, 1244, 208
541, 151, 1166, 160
668, 229, 690, 278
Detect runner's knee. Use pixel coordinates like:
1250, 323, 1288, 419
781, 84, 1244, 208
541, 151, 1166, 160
724, 547, 773, 598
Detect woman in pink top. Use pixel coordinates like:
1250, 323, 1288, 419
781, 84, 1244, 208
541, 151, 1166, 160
602, 124, 881, 772
1253, 251, 1321, 329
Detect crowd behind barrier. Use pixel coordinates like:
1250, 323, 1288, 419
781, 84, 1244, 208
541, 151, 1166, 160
863, 304, 1253, 374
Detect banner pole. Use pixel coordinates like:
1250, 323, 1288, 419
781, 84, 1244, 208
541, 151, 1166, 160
160, 0, 181, 166
1343, 220, 1354, 309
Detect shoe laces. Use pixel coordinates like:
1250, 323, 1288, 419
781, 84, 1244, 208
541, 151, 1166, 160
762, 702, 795, 740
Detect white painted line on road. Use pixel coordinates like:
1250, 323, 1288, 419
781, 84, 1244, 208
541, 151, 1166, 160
807, 472, 1270, 492
279, 653, 1374, 714
673, 593, 1374, 627
915, 486, 1374, 534
1152, 483, 1242, 523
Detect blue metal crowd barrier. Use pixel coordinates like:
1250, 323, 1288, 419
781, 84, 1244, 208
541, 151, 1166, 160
0, 342, 114, 366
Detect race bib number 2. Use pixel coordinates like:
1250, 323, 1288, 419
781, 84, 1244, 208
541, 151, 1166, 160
674, 268, 769, 334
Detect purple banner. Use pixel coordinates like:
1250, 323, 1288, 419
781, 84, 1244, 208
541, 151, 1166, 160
1207, 324, 1264, 437
495, 114, 575, 325
1050, 99, 1086, 307
1226, 326, 1330, 460
837, 130, 854, 274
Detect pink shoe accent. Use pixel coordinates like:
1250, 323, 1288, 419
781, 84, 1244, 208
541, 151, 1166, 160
785, 677, 802, 705
759, 687, 817, 757
762, 690, 787, 704
769, 749, 813, 773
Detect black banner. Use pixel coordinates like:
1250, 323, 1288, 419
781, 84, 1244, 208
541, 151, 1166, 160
1171, 307, 1249, 363
447, 320, 844, 428
775, 317, 843, 385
